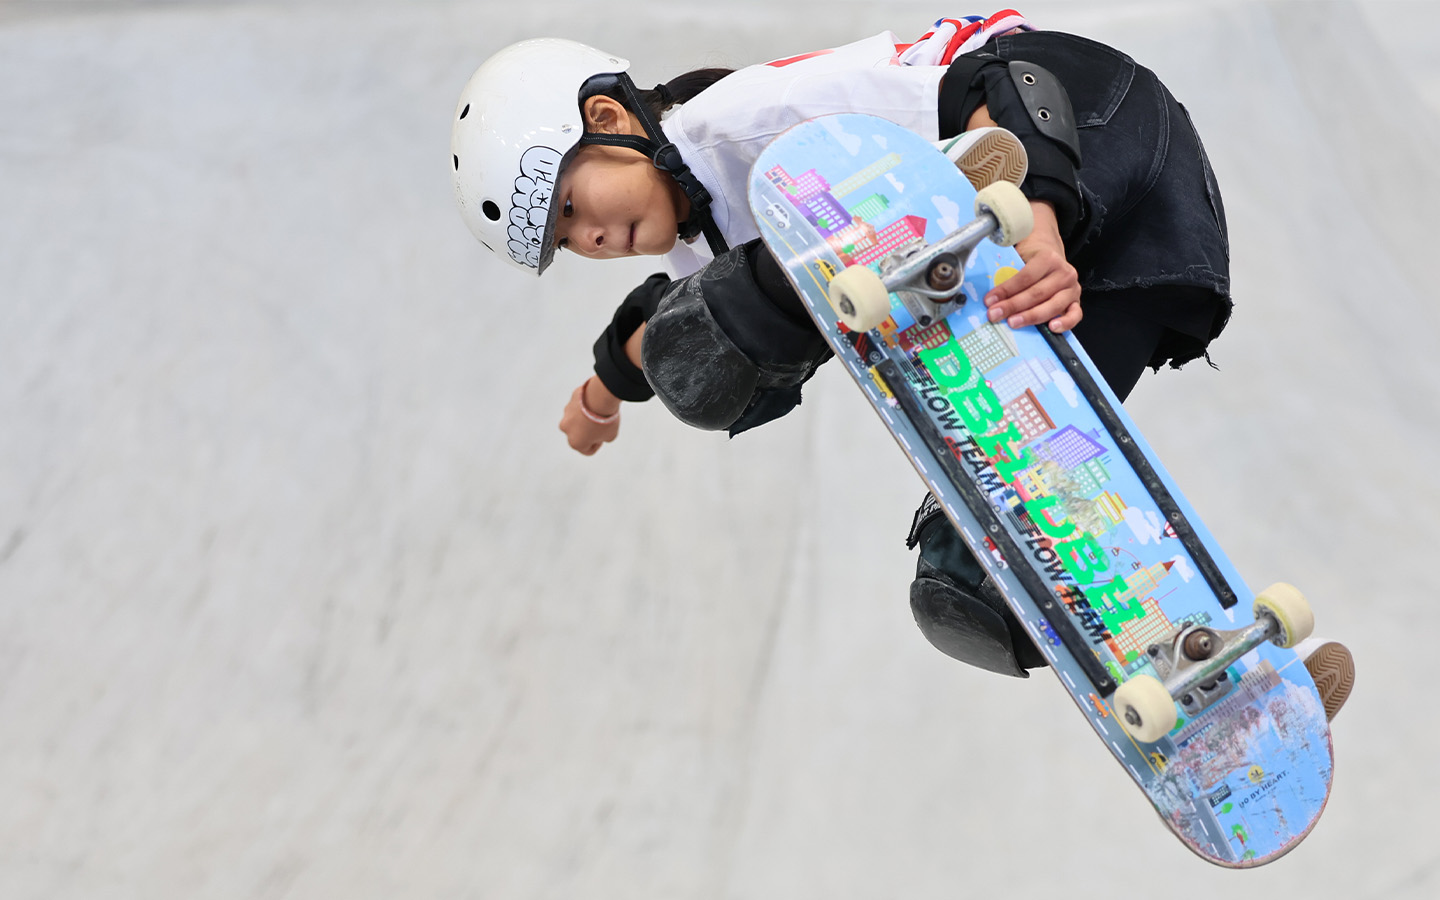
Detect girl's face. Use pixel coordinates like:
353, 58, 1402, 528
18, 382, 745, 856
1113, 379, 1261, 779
552, 97, 690, 260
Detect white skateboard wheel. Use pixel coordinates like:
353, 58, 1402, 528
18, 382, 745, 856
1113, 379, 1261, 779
1254, 583, 1314, 649
827, 265, 891, 332
1115, 675, 1178, 744
974, 182, 1034, 247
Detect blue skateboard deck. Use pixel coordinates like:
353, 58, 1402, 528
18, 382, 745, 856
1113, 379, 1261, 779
747, 113, 1332, 867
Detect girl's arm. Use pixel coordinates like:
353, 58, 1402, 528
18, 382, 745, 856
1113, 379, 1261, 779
966, 104, 1083, 332
561, 273, 669, 456
559, 324, 645, 455
984, 200, 1082, 332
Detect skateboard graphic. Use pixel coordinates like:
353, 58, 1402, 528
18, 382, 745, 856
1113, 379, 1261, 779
747, 114, 1333, 867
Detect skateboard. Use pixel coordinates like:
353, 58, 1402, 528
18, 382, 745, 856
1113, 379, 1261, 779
747, 113, 1333, 867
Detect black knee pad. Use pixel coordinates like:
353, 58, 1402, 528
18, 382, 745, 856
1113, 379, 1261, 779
910, 576, 1032, 678
907, 493, 1049, 675
641, 266, 760, 431
642, 242, 831, 433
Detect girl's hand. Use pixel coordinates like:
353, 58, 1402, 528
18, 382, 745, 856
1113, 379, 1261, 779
559, 378, 621, 455
983, 200, 1083, 333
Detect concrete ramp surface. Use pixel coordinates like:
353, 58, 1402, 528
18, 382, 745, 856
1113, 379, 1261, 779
1, 1, 1434, 897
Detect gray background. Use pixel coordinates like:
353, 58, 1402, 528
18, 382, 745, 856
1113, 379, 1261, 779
1, 0, 1434, 897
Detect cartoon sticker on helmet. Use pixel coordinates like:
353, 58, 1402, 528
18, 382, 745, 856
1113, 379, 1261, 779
508, 146, 563, 268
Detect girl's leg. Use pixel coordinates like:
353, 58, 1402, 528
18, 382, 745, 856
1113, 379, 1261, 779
1068, 295, 1170, 402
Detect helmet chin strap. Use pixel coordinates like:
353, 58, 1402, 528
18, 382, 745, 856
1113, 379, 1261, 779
577, 74, 728, 257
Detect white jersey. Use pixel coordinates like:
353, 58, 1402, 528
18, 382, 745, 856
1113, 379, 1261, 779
660, 31, 947, 278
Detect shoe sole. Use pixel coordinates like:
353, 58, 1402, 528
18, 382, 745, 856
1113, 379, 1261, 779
1303, 642, 1355, 722
951, 130, 1028, 191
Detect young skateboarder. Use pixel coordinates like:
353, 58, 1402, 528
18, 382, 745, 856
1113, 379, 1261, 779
450, 12, 1354, 716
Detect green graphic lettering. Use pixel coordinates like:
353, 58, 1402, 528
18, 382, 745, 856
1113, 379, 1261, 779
918, 339, 1017, 475
973, 422, 1035, 482
1024, 496, 1077, 540
955, 384, 1004, 434
1056, 533, 1110, 585
917, 344, 974, 390
973, 422, 1021, 458
994, 445, 1037, 483
1084, 576, 1143, 631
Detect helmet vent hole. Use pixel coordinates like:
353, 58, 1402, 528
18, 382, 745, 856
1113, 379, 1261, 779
482, 200, 501, 221
459, 104, 470, 119
453, 154, 459, 171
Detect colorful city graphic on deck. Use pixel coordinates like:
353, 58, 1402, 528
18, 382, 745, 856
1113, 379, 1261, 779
751, 114, 1331, 866
766, 152, 1202, 671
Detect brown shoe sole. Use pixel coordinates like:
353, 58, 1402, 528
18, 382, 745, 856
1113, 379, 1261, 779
952, 130, 1029, 191
1304, 642, 1355, 722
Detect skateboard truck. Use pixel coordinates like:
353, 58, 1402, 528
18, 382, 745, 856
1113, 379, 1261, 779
1146, 622, 1267, 718
1115, 583, 1314, 743
825, 182, 1034, 332
878, 210, 999, 328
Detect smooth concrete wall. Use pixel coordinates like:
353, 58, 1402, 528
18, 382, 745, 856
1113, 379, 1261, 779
1, 1, 1433, 897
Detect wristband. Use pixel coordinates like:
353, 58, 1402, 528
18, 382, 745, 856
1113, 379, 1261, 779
579, 378, 620, 426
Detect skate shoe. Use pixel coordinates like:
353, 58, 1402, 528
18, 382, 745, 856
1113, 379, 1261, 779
1294, 638, 1355, 722
934, 127, 1028, 191
908, 493, 1046, 678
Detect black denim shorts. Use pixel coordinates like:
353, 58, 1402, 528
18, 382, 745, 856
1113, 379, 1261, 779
945, 31, 1234, 372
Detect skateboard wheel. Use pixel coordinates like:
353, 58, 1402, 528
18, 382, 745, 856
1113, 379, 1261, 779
1254, 583, 1314, 648
974, 182, 1034, 247
827, 265, 892, 332
1114, 675, 1177, 744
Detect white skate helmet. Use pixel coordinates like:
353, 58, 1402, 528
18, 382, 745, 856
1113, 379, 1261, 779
451, 38, 631, 275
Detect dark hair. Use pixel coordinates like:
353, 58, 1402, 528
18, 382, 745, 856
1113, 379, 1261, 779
589, 67, 734, 120
645, 67, 734, 116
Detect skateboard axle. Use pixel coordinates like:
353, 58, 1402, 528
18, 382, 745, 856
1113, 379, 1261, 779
926, 254, 962, 292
